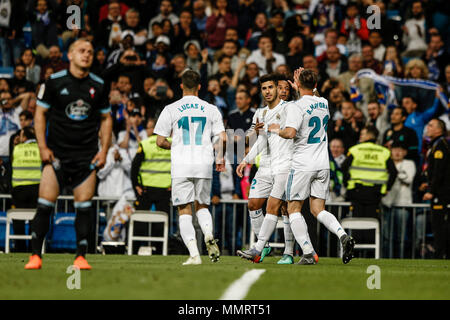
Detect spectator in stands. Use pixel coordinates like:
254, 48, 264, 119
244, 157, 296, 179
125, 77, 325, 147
383, 106, 419, 163
314, 28, 347, 60
168, 54, 189, 100
237, 0, 265, 41
245, 12, 269, 51
91, 48, 107, 75
206, 0, 238, 50
215, 40, 245, 77
94, 1, 125, 50
246, 34, 286, 76
367, 101, 390, 144
30, 0, 59, 59
0, 90, 29, 188
205, 77, 229, 116
402, 1, 428, 58
338, 53, 377, 117
174, 9, 201, 54
373, 0, 402, 47
116, 74, 140, 102
302, 54, 327, 90
213, 55, 233, 83
0, 1, 26, 68
97, 136, 132, 198
309, 0, 343, 45
330, 100, 363, 152
39, 46, 69, 82
382, 45, 404, 77
266, 10, 289, 55
403, 89, 442, 155
118, 105, 147, 160
9, 64, 35, 96
193, 0, 208, 39
285, 35, 305, 72
329, 138, 346, 168
340, 2, 369, 55
368, 30, 386, 62
185, 40, 206, 74
423, 33, 448, 82
362, 45, 382, 75
382, 142, 416, 258
145, 78, 175, 119
148, 0, 180, 40
20, 49, 41, 85
319, 45, 348, 79
122, 8, 147, 47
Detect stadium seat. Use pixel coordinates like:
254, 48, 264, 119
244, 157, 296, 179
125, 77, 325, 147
249, 217, 285, 249
5, 209, 45, 254
127, 210, 169, 256
340, 218, 380, 259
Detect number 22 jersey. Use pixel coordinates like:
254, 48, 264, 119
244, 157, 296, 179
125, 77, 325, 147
285, 95, 330, 172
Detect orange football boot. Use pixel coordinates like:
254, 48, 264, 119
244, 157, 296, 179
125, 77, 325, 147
25, 254, 42, 270
73, 256, 92, 270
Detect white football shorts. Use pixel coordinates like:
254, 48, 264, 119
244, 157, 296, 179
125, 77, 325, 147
248, 170, 288, 200
171, 177, 212, 206
285, 169, 330, 201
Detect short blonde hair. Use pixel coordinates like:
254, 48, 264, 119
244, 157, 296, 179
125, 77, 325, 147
404, 58, 429, 79
68, 38, 93, 53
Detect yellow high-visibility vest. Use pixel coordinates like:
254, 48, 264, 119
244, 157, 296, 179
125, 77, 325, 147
12, 141, 41, 188
139, 135, 171, 188
347, 142, 391, 194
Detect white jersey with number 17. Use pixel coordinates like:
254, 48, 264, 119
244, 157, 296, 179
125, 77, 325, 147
154, 95, 225, 179
285, 95, 330, 172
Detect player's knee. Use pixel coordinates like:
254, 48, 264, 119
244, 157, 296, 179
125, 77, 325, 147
248, 200, 262, 211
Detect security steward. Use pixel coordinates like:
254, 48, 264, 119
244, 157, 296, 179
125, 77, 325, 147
131, 118, 171, 253
422, 119, 450, 259
10, 127, 41, 252
341, 125, 397, 251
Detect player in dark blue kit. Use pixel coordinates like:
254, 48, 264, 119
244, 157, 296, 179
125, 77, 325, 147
25, 39, 113, 270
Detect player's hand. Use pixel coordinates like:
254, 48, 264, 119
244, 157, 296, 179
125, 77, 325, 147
254, 119, 264, 134
423, 192, 433, 201
236, 161, 247, 178
268, 123, 280, 133
40, 146, 55, 164
91, 150, 107, 169
135, 186, 143, 196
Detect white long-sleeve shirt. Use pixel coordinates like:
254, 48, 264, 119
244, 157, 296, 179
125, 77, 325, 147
97, 145, 132, 198
382, 159, 416, 207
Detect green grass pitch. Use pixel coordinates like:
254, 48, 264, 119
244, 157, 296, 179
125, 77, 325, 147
0, 254, 449, 300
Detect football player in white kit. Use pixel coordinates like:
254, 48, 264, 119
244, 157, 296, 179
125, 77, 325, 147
154, 70, 227, 265
236, 74, 317, 264
268, 69, 355, 264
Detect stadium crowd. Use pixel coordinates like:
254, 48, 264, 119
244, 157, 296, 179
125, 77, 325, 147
0, 0, 449, 258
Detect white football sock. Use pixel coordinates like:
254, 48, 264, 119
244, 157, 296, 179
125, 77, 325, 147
289, 212, 314, 255
283, 215, 295, 256
196, 208, 214, 240
317, 210, 346, 239
249, 208, 264, 240
254, 213, 278, 252
179, 214, 199, 257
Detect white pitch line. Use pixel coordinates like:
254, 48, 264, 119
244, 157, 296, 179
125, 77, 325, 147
220, 269, 266, 300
